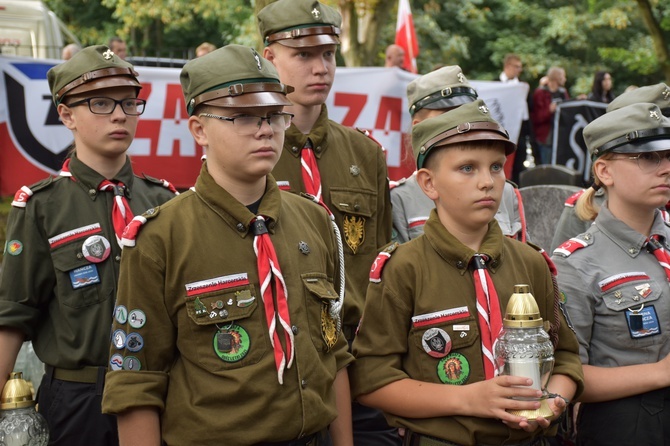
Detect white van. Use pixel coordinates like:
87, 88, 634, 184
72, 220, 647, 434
0, 0, 79, 59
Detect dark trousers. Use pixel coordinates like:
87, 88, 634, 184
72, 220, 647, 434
352, 401, 402, 446
37, 371, 118, 446
577, 388, 670, 446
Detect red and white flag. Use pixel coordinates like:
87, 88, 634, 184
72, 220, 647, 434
394, 0, 419, 73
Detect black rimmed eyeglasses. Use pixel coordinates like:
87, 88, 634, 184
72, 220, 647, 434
67, 97, 147, 116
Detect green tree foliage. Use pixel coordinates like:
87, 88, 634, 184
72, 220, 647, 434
45, 0, 669, 91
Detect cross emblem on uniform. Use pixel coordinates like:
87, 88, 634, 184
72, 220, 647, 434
312, 8, 321, 19
479, 105, 489, 114
103, 49, 114, 60
650, 110, 661, 120
252, 50, 262, 70
663, 88, 670, 100
457, 73, 465, 83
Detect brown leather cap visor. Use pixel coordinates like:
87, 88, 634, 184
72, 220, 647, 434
266, 25, 340, 48
56, 67, 141, 102
192, 82, 293, 110
426, 122, 516, 156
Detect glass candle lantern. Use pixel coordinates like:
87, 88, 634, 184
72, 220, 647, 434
494, 284, 555, 420
0, 372, 48, 446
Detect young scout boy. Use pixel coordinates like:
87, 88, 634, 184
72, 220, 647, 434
0, 45, 177, 445
392, 65, 527, 244
350, 100, 584, 446
257, 1, 395, 443
101, 44, 354, 446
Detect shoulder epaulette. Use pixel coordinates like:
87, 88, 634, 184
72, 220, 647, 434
389, 177, 407, 190
553, 233, 593, 257
141, 174, 179, 195
121, 207, 160, 247
356, 127, 386, 152
11, 177, 55, 208
564, 189, 585, 208
526, 241, 557, 276
369, 242, 399, 283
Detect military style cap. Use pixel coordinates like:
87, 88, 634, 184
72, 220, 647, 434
180, 44, 293, 116
258, 0, 341, 48
585, 102, 670, 159
47, 45, 140, 105
407, 65, 478, 116
607, 83, 670, 116
412, 99, 515, 169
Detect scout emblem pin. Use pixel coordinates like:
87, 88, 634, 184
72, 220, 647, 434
343, 215, 365, 254
298, 241, 310, 255
81, 235, 111, 263
421, 328, 452, 358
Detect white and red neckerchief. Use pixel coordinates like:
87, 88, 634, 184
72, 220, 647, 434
252, 215, 294, 384
471, 254, 504, 380
647, 235, 670, 282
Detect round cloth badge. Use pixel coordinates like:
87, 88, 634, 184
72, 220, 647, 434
213, 324, 250, 363
437, 352, 470, 385
421, 328, 452, 358
110, 354, 124, 371
123, 356, 141, 371
81, 235, 111, 263
6, 240, 23, 256
114, 305, 128, 324
128, 309, 146, 329
125, 333, 144, 352
112, 329, 127, 350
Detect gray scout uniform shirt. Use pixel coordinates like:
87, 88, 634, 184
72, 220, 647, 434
391, 173, 525, 243
552, 204, 670, 366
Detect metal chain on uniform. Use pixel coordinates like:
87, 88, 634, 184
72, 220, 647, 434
471, 254, 504, 380
251, 215, 294, 384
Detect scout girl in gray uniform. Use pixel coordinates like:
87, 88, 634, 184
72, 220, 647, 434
552, 102, 670, 445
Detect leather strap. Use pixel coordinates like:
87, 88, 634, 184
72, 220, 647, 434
56, 67, 138, 101
265, 25, 340, 44
420, 121, 509, 152
593, 127, 670, 157
191, 82, 293, 110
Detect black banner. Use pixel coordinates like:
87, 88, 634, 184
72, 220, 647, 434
551, 100, 607, 184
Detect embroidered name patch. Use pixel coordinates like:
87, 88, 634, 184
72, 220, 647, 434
412, 306, 470, 328
185, 273, 249, 297
49, 223, 103, 249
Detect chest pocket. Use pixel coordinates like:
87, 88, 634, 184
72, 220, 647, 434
302, 274, 340, 352
330, 188, 376, 255
184, 284, 268, 372
408, 312, 480, 383
601, 276, 663, 347
51, 242, 112, 309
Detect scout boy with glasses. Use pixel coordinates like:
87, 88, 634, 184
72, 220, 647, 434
101, 44, 353, 446
0, 45, 177, 446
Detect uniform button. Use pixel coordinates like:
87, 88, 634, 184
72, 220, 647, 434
456, 261, 464, 269
268, 222, 276, 230
77, 253, 84, 259
292, 325, 299, 335
628, 247, 638, 255
301, 378, 307, 388
490, 260, 498, 268
315, 146, 322, 153
88, 189, 97, 196
353, 204, 360, 211
291, 146, 299, 154
115, 255, 121, 262
236, 223, 245, 232
583, 233, 591, 241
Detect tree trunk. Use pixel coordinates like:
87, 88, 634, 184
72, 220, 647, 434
635, 0, 670, 84
339, 0, 396, 67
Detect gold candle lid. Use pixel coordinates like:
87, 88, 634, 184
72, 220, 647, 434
1, 372, 36, 409
503, 284, 543, 328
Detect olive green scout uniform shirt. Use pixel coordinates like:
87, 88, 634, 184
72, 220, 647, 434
350, 210, 584, 445
0, 155, 176, 369
102, 163, 353, 446
272, 105, 392, 332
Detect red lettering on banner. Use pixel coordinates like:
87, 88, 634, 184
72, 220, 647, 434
164, 84, 188, 120
334, 92, 367, 126
138, 83, 153, 101
375, 96, 402, 133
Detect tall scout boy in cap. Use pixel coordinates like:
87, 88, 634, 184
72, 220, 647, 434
101, 44, 353, 446
350, 100, 583, 445
0, 45, 177, 446
392, 65, 527, 244
257, 1, 395, 443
